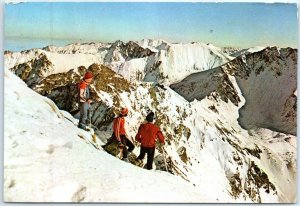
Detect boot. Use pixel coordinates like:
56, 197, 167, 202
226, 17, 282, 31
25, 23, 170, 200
135, 159, 144, 167
78, 123, 90, 131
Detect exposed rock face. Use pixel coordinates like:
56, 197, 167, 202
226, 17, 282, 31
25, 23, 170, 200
170, 67, 241, 106
11, 53, 54, 87
11, 60, 133, 131
225, 47, 297, 135
104, 40, 155, 62
222, 47, 242, 56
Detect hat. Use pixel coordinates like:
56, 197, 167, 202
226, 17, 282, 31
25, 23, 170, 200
84, 72, 93, 79
146, 112, 155, 122
120, 107, 129, 116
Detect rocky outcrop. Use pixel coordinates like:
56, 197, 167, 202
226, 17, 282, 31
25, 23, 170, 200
170, 67, 241, 106
222, 47, 242, 56
11, 53, 54, 87
104, 40, 155, 62
32, 63, 132, 129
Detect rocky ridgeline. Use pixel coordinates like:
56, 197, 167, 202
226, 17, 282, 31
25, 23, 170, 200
170, 67, 241, 106
42, 42, 110, 54
222, 47, 242, 56
30, 63, 132, 131
5, 39, 233, 85
9, 53, 53, 87
105, 40, 155, 62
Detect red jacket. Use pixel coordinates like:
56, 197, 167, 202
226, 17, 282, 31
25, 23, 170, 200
135, 123, 165, 148
113, 117, 127, 141
79, 80, 88, 90
78, 80, 90, 102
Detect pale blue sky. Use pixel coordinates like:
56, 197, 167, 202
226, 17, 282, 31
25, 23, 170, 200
4, 2, 298, 50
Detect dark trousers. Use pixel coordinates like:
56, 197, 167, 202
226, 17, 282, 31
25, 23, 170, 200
109, 133, 134, 159
120, 135, 135, 159
137, 146, 155, 170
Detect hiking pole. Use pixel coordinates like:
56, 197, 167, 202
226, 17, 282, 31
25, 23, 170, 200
161, 146, 168, 172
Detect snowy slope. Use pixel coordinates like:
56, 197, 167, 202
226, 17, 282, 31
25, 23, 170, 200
112, 40, 234, 84
147, 42, 233, 84
4, 69, 214, 203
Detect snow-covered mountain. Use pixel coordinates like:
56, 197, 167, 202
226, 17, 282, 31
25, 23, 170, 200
171, 47, 297, 135
4, 40, 297, 203
5, 39, 233, 85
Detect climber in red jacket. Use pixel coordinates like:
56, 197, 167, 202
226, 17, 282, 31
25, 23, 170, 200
78, 71, 93, 131
112, 107, 135, 162
135, 111, 165, 170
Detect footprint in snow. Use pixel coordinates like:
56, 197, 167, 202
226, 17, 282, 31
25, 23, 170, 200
46, 145, 55, 154
4, 178, 16, 189
11, 141, 19, 148
63, 142, 73, 149
14, 91, 20, 100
